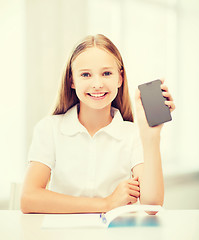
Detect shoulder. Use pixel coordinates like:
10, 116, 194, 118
35, 114, 63, 126
33, 114, 64, 133
34, 105, 79, 136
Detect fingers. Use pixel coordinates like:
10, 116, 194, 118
129, 188, 140, 198
129, 184, 140, 191
161, 84, 168, 92
128, 176, 139, 182
160, 79, 165, 84
128, 177, 139, 186
162, 91, 173, 101
165, 101, 176, 112
128, 180, 140, 191
128, 196, 138, 204
161, 83, 176, 112
132, 176, 138, 180
128, 180, 139, 188
110, 178, 141, 209
127, 178, 140, 198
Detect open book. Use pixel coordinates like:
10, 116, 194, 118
42, 204, 163, 229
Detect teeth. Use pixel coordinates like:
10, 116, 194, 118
89, 93, 106, 97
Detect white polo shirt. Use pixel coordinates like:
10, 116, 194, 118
28, 104, 144, 198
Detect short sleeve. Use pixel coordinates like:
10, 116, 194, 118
130, 126, 144, 169
28, 116, 55, 170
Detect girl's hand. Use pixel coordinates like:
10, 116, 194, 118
135, 79, 175, 142
105, 177, 140, 211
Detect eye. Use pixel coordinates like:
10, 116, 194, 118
103, 71, 112, 76
81, 72, 90, 77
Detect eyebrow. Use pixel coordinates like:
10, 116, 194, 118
78, 67, 114, 72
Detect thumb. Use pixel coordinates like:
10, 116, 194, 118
135, 89, 141, 102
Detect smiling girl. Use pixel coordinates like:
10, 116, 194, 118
20, 34, 175, 214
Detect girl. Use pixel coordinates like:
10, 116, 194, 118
20, 34, 175, 214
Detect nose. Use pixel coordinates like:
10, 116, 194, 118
91, 75, 103, 89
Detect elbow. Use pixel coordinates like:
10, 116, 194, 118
145, 199, 164, 207
145, 211, 158, 216
20, 193, 33, 214
139, 191, 164, 206
139, 196, 164, 215
140, 199, 164, 208
142, 200, 163, 216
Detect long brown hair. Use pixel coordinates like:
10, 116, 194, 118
52, 34, 134, 122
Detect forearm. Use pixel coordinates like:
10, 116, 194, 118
21, 188, 108, 214
139, 136, 164, 205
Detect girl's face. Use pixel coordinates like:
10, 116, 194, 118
71, 47, 123, 110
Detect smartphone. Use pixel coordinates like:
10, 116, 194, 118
138, 79, 172, 127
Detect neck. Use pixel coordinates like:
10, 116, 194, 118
78, 103, 112, 137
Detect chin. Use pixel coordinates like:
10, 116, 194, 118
88, 103, 111, 110
80, 99, 112, 111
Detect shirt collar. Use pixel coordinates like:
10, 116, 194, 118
60, 104, 124, 140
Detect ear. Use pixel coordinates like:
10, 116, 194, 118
71, 83, 75, 89
70, 78, 75, 89
118, 70, 123, 88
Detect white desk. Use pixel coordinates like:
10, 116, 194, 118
0, 210, 198, 240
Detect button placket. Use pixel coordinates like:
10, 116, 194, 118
86, 136, 97, 196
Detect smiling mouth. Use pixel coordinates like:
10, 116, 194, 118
87, 92, 108, 98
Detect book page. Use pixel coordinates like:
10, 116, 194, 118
42, 205, 163, 229
42, 213, 103, 229
105, 204, 163, 226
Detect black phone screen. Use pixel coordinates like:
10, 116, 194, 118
138, 79, 172, 127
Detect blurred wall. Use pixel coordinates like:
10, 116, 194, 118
26, 0, 89, 149
164, 172, 199, 209
0, 0, 26, 209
